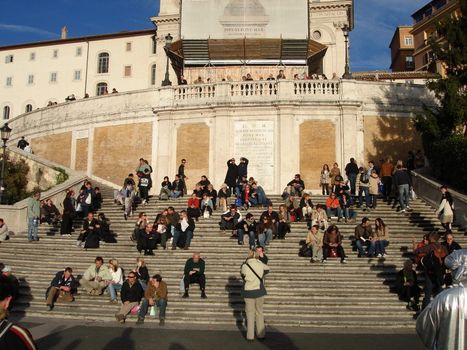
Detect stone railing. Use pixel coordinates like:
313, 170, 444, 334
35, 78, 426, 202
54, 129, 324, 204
294, 80, 340, 96
411, 170, 466, 231
0, 148, 87, 235
162, 79, 343, 107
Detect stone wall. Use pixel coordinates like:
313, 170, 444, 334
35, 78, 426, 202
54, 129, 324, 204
93, 123, 153, 186
176, 123, 210, 190
75, 138, 88, 172
31, 132, 72, 168
364, 116, 422, 163
300, 120, 336, 192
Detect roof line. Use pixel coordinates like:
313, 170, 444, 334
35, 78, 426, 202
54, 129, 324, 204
0, 28, 156, 51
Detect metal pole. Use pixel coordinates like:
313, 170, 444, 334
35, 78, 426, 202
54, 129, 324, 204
0, 142, 6, 204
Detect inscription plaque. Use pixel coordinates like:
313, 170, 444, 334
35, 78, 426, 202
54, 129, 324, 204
234, 121, 274, 192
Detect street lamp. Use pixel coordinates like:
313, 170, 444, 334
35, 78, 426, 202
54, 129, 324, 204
342, 24, 352, 79
0, 123, 12, 204
161, 33, 173, 87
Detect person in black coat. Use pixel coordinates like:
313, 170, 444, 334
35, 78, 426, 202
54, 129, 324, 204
237, 157, 249, 180
98, 213, 117, 243
137, 223, 158, 255
45, 267, 77, 310
76, 212, 100, 248
225, 158, 238, 194
395, 260, 421, 311
60, 190, 76, 235
115, 273, 144, 323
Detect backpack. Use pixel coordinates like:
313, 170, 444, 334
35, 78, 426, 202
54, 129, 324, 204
360, 173, 369, 184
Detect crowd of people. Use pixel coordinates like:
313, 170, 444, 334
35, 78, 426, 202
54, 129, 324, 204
2, 149, 464, 345
180, 70, 336, 85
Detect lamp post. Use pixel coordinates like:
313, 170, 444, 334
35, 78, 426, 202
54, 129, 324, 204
342, 24, 352, 79
161, 33, 173, 87
0, 123, 12, 204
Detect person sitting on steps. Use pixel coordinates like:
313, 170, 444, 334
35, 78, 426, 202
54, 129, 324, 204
182, 252, 207, 299
137, 274, 168, 326
45, 267, 77, 311
322, 225, 347, 264
115, 272, 144, 324
172, 210, 195, 250
80, 256, 112, 295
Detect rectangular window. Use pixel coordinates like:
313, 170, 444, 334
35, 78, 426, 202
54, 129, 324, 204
404, 36, 413, 46
126, 42, 132, 51
50, 72, 57, 82
405, 56, 414, 69
53, 49, 58, 58
28, 75, 34, 85
5, 55, 13, 64
124, 65, 132, 77
6, 77, 12, 86
74, 70, 82, 81
152, 37, 157, 54
151, 64, 157, 85
76, 47, 82, 56
30, 52, 36, 61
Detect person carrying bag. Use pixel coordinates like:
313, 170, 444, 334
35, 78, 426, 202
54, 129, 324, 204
240, 250, 269, 341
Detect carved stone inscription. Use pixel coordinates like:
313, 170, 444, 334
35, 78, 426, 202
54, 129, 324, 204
234, 121, 274, 192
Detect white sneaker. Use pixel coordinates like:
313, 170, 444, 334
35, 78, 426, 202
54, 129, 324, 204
377, 253, 383, 258
341, 259, 347, 264
400, 209, 406, 213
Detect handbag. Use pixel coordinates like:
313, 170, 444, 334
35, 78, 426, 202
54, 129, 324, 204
130, 304, 141, 315
85, 193, 92, 205
245, 262, 267, 296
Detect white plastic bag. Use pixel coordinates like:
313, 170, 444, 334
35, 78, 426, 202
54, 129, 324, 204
179, 277, 185, 292
410, 189, 417, 200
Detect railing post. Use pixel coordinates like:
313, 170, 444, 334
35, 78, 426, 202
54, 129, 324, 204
277, 80, 295, 99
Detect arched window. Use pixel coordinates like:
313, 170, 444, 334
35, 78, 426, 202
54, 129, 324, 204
25, 104, 33, 113
96, 82, 108, 96
98, 52, 110, 74
151, 64, 157, 86
3, 106, 10, 120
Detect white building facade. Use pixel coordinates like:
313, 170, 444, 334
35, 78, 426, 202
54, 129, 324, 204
1, 0, 354, 120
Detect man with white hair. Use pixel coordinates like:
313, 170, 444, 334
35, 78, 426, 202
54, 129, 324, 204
416, 249, 467, 350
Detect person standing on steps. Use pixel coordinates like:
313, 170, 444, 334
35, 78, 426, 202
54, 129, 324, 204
344, 158, 359, 196
0, 275, 38, 350
241, 250, 269, 341
27, 191, 41, 242
393, 163, 412, 213
225, 158, 238, 195
178, 159, 188, 196
182, 252, 207, 299
237, 157, 249, 181
60, 189, 76, 236
436, 185, 454, 234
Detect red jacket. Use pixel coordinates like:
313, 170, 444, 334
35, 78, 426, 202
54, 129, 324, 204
326, 198, 340, 209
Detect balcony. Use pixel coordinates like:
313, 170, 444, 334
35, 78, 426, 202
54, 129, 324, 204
159, 79, 342, 108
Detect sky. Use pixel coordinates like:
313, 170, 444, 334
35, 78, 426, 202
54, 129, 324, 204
0, 0, 427, 72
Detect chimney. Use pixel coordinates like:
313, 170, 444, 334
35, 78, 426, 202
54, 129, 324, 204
61, 26, 68, 40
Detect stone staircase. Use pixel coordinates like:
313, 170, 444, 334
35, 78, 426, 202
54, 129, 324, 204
3, 183, 466, 329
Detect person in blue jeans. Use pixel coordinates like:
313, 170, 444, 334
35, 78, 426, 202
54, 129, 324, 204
356, 167, 371, 209
238, 213, 257, 249
393, 164, 412, 212
107, 259, 123, 303
257, 217, 273, 247
172, 211, 195, 250
27, 192, 41, 241
354, 217, 374, 257
137, 274, 168, 326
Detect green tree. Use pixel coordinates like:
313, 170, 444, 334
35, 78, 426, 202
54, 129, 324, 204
1, 156, 30, 204
415, 2, 467, 191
